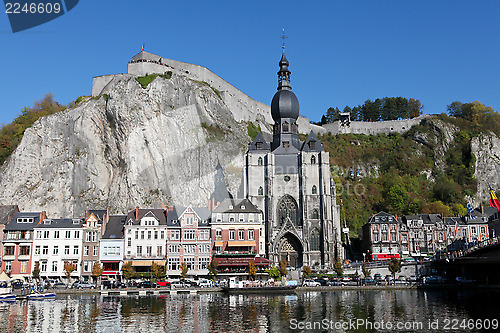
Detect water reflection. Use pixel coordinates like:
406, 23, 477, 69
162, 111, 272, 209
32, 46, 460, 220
0, 290, 497, 332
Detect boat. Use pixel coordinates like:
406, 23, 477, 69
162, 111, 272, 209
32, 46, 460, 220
221, 285, 297, 293
221, 277, 297, 293
27, 292, 56, 300
0, 294, 16, 302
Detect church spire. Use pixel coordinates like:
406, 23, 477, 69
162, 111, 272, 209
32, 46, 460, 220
278, 29, 291, 90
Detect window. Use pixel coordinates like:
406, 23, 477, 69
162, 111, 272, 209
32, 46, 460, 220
168, 258, 180, 271
239, 214, 244, 222
40, 262, 47, 272
84, 261, 91, 272
73, 246, 79, 255
374, 233, 379, 242
185, 216, 194, 225
141, 231, 145, 239
171, 230, 180, 240
93, 246, 98, 256
258, 157, 263, 165
65, 231, 71, 239
200, 229, 209, 240
35, 245, 40, 255
229, 229, 235, 240
43, 230, 49, 239
36, 230, 42, 239
54, 231, 59, 239
258, 186, 263, 195
183, 245, 196, 254
127, 238, 131, 247
238, 229, 245, 240
5, 262, 11, 273
310, 229, 320, 251
248, 229, 254, 240
157, 246, 162, 256
154, 231, 158, 239
74, 231, 80, 239
146, 246, 152, 257
199, 257, 210, 270
308, 141, 316, 150
312, 209, 319, 219
382, 233, 388, 242
216, 228, 222, 240
17, 217, 34, 223
229, 214, 235, 222
84, 246, 89, 256
53, 246, 59, 255
148, 230, 152, 239
283, 141, 290, 148
20, 246, 30, 256
312, 185, 317, 194
198, 244, 210, 253
277, 195, 299, 226
137, 246, 142, 256
64, 246, 70, 255
311, 155, 316, 164
282, 121, 289, 132
168, 244, 180, 253
481, 226, 486, 234
135, 230, 139, 239
52, 261, 58, 272
42, 246, 49, 255
471, 226, 477, 234
161, 230, 164, 239
256, 142, 263, 149
183, 230, 196, 240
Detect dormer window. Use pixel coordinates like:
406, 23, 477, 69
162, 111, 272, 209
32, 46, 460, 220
256, 142, 263, 149
241, 205, 245, 210
44, 220, 51, 225
308, 141, 316, 150
17, 218, 34, 223
229, 205, 233, 210
282, 122, 289, 132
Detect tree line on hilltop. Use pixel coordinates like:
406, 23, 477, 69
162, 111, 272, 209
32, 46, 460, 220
318, 97, 424, 124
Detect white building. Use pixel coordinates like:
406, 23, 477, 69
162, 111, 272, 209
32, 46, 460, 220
99, 215, 126, 280
32, 218, 84, 281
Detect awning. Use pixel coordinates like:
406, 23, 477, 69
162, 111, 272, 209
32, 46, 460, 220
214, 241, 224, 247
3, 243, 15, 247
101, 261, 121, 263
227, 241, 256, 247
217, 257, 271, 267
103, 271, 120, 275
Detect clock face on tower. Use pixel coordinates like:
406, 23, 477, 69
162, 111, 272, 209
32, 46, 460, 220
284, 176, 290, 182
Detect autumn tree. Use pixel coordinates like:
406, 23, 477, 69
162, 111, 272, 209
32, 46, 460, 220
180, 262, 188, 280
248, 260, 257, 281
361, 261, 371, 279
333, 258, 343, 278
265, 266, 281, 280
278, 260, 288, 279
121, 262, 134, 281
208, 259, 219, 280
388, 257, 402, 283
64, 261, 77, 285
92, 262, 104, 284
32, 262, 40, 281
151, 262, 164, 280
303, 266, 312, 279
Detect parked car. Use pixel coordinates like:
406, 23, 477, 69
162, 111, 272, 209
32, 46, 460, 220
102, 280, 116, 289
52, 282, 67, 289
198, 279, 214, 288
373, 273, 382, 281
302, 279, 320, 287
12, 281, 24, 289
139, 280, 155, 288
155, 280, 171, 287
73, 281, 96, 289
327, 279, 345, 286
170, 280, 185, 288
183, 280, 198, 288
314, 278, 329, 286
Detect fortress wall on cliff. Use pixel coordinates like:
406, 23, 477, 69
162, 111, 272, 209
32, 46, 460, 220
322, 115, 430, 135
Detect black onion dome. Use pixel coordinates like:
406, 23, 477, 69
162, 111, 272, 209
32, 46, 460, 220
271, 89, 299, 121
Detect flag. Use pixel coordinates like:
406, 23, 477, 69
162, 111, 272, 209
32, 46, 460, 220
466, 201, 477, 219
142, 44, 145, 51
490, 190, 500, 210
454, 218, 459, 238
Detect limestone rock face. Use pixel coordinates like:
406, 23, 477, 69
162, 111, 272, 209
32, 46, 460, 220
0, 72, 272, 216
472, 133, 500, 205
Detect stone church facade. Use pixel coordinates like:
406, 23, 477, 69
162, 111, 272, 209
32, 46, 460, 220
242, 48, 342, 269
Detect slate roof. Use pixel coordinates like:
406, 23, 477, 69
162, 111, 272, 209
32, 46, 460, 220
126, 208, 167, 225
4, 212, 43, 231
87, 210, 107, 223
368, 211, 397, 223
248, 133, 271, 151
213, 198, 262, 214
102, 215, 126, 239
35, 218, 84, 229
301, 131, 324, 152
0, 205, 19, 225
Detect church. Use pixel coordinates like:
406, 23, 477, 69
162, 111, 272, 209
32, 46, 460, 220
242, 46, 342, 269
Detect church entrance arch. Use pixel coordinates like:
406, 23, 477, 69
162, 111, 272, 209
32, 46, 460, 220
278, 233, 303, 268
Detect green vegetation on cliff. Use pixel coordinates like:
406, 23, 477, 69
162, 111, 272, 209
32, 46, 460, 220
0, 94, 65, 165
323, 100, 498, 236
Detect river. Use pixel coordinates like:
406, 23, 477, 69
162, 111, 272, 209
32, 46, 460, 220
0, 289, 498, 332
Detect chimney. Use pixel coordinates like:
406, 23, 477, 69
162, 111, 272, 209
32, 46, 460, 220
136, 206, 139, 219
39, 211, 47, 225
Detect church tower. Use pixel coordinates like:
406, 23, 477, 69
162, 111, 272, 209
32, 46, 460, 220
243, 45, 342, 269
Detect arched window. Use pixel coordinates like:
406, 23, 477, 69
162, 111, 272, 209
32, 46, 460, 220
282, 121, 289, 132
277, 195, 299, 226
258, 157, 263, 166
311, 155, 316, 164
258, 186, 263, 196
312, 209, 319, 219
312, 185, 317, 194
310, 229, 320, 251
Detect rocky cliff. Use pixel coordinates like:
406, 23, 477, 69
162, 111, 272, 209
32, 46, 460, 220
0, 70, 269, 217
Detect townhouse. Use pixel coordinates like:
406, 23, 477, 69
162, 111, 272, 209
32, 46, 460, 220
81, 209, 109, 280
32, 218, 84, 281
99, 215, 126, 281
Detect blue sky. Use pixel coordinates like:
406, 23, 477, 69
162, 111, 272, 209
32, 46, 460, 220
1, 0, 499, 125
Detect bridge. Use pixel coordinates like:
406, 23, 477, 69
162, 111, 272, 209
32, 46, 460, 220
429, 237, 500, 284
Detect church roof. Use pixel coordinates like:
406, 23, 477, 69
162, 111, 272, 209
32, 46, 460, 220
301, 131, 324, 152
248, 132, 270, 151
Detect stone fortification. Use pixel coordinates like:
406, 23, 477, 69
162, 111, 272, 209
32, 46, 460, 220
322, 115, 430, 135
